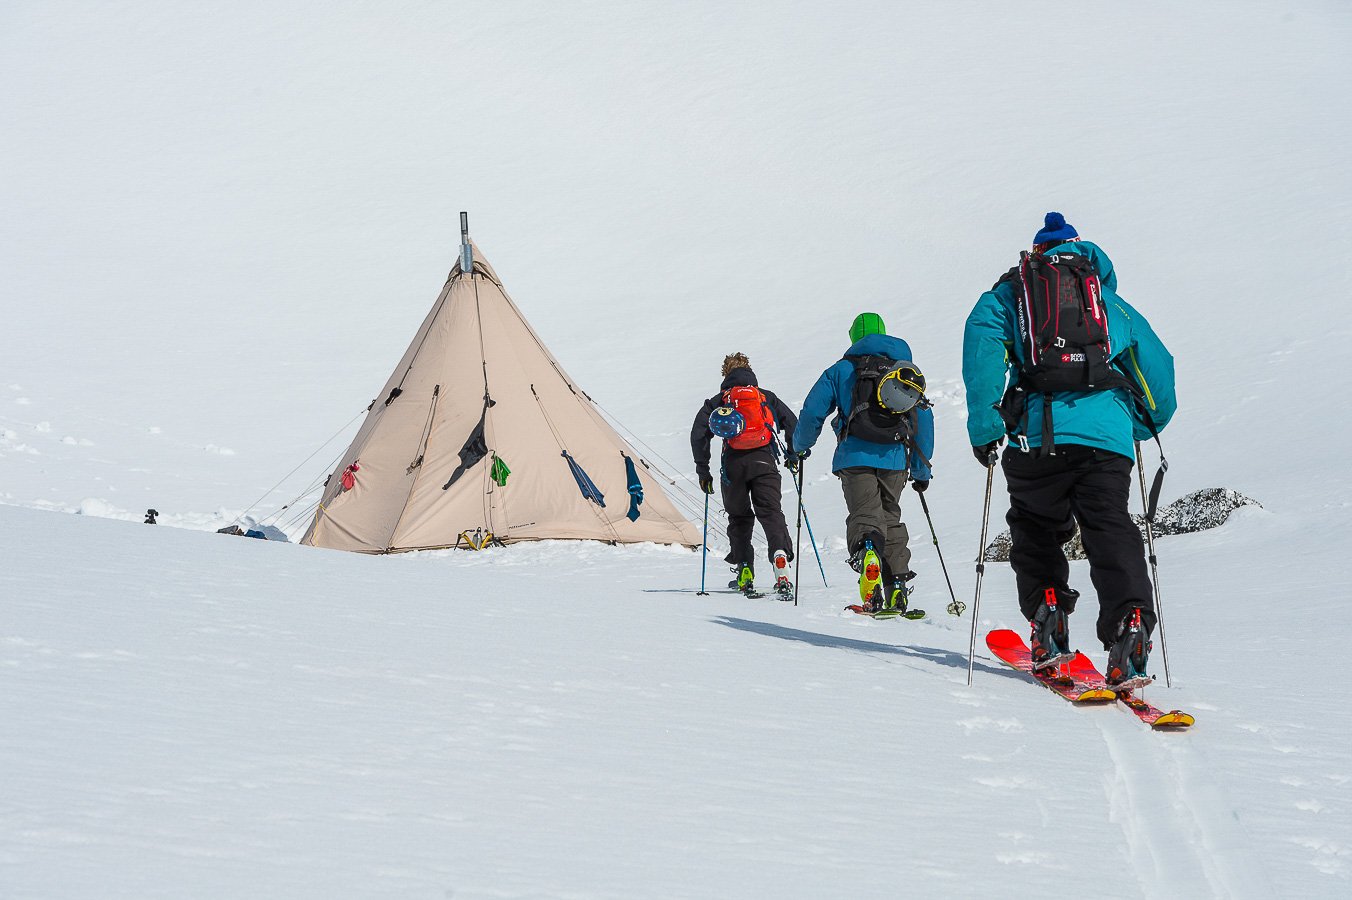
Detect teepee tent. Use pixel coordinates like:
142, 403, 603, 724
302, 216, 700, 553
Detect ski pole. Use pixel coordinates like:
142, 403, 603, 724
778, 439, 828, 591
801, 499, 828, 589
792, 464, 804, 605
918, 492, 964, 617
967, 463, 996, 686
1135, 440, 1172, 687
697, 490, 710, 596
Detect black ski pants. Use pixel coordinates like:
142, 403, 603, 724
1001, 443, 1155, 649
721, 447, 793, 571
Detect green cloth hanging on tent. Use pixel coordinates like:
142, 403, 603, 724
491, 454, 511, 487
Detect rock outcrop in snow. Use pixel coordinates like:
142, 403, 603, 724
982, 488, 1261, 562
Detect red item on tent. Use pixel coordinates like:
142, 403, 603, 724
340, 460, 361, 492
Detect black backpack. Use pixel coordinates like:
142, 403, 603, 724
840, 355, 928, 449
996, 250, 1137, 453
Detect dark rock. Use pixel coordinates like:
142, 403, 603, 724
982, 488, 1261, 562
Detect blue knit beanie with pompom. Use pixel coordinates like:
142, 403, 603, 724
1033, 211, 1079, 247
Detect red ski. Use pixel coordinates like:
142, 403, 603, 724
986, 629, 1194, 729
1064, 652, 1195, 730
985, 629, 1116, 704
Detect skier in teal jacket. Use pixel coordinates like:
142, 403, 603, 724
963, 212, 1176, 685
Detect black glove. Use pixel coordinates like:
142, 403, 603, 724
785, 447, 810, 472
972, 441, 1001, 467
697, 469, 714, 494
911, 479, 929, 493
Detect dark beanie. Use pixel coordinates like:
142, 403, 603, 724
1033, 211, 1079, 247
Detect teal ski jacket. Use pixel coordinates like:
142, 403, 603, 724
793, 334, 935, 479
962, 240, 1177, 460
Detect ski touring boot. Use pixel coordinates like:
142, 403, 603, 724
772, 550, 794, 601
728, 563, 763, 599
884, 572, 925, 620
1105, 607, 1153, 692
855, 540, 885, 613
1029, 587, 1075, 674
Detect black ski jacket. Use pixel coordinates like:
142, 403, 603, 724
690, 367, 799, 479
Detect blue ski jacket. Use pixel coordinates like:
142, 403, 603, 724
962, 240, 1177, 460
793, 334, 935, 479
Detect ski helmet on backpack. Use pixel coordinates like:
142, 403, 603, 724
841, 356, 929, 446
708, 406, 746, 440
877, 362, 926, 414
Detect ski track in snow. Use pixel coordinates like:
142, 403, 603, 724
1097, 710, 1275, 899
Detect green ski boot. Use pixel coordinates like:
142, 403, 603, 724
857, 542, 884, 612
728, 563, 764, 599
880, 577, 926, 620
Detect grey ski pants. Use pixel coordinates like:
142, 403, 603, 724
837, 466, 912, 582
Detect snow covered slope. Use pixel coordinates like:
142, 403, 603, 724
0, 500, 1316, 899
3, 1, 1351, 896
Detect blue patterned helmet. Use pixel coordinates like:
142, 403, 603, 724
708, 406, 746, 439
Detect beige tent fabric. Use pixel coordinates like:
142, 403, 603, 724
301, 243, 700, 553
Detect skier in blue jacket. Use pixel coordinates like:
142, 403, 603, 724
963, 212, 1176, 684
793, 313, 935, 613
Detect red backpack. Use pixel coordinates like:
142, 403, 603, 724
721, 385, 775, 450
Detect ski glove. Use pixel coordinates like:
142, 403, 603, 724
698, 473, 715, 494
972, 441, 1001, 467
911, 479, 929, 493
785, 447, 809, 472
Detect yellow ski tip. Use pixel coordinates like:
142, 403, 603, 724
1071, 689, 1117, 703
1151, 711, 1196, 729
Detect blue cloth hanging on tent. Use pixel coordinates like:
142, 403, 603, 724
562, 451, 605, 507
623, 454, 643, 522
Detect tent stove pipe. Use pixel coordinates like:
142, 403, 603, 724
460, 211, 473, 272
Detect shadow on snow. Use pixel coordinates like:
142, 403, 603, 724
709, 616, 1021, 681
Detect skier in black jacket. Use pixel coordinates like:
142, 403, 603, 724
690, 353, 799, 597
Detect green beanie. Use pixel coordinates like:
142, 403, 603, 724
849, 312, 886, 343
